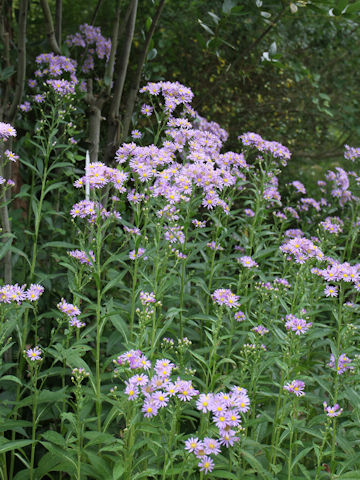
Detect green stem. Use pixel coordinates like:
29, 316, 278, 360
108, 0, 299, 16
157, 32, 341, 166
29, 367, 39, 480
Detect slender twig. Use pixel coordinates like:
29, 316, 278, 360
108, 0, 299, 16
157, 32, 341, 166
39, 0, 61, 54
122, 0, 166, 140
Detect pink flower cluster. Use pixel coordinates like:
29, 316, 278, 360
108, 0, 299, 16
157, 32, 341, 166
57, 299, 85, 328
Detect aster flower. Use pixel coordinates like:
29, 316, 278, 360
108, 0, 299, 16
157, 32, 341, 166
4, 150, 19, 162
131, 129, 142, 139
284, 314, 312, 335
142, 400, 159, 418
198, 456, 214, 474
26, 346, 42, 361
125, 381, 139, 400
185, 437, 202, 453
141, 104, 153, 116
237, 256, 258, 268
196, 394, 213, 413
323, 402, 343, 417
244, 208, 255, 217
283, 380, 305, 397
0, 122, 17, 139
324, 285, 338, 297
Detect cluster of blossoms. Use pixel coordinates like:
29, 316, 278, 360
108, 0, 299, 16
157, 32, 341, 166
164, 225, 185, 244
66, 24, 111, 73
244, 208, 255, 217
298, 197, 323, 212
326, 167, 355, 206
0, 122, 18, 188
68, 249, 95, 266
328, 353, 353, 375
252, 325, 269, 336
234, 310, 246, 322
239, 132, 291, 166
129, 247, 146, 260
70, 200, 116, 223
192, 219, 206, 228
212, 289, 240, 308
71, 367, 90, 384
320, 216, 344, 234
25, 346, 42, 362
280, 236, 324, 264
0, 122, 17, 140
344, 144, 360, 162
0, 283, 44, 304
283, 380, 305, 397
207, 241, 224, 251
117, 350, 198, 418
185, 387, 250, 474
284, 314, 312, 335
313, 260, 360, 288
290, 180, 306, 194
74, 162, 128, 192
140, 81, 194, 113
57, 299, 84, 328
323, 402, 343, 418
112, 82, 252, 217
237, 256, 258, 268
25, 53, 80, 99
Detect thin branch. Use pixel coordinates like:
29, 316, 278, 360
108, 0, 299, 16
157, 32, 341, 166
40, 0, 61, 54
7, 0, 28, 122
104, 0, 122, 95
90, 0, 104, 25
55, 0, 62, 48
122, 0, 166, 140
111, 0, 138, 120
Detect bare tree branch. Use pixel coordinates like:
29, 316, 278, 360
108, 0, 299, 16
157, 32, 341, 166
103, 0, 138, 162
104, 0, 122, 96
90, 0, 104, 25
55, 0, 62, 48
40, 0, 61, 54
122, 0, 166, 140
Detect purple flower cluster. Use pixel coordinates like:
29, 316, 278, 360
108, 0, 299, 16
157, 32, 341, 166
291, 180, 306, 194
252, 325, 269, 336
234, 310, 246, 322
0, 122, 16, 140
140, 81, 194, 113
66, 24, 111, 72
320, 216, 344, 234
57, 299, 85, 328
315, 261, 360, 286
284, 314, 312, 335
68, 249, 95, 266
344, 144, 360, 161
185, 387, 250, 473
70, 200, 111, 223
239, 132, 291, 166
119, 351, 198, 417
283, 380, 305, 397
0, 283, 44, 304
164, 225, 185, 244
139, 291, 156, 305
328, 353, 353, 375
326, 167, 354, 206
280, 236, 324, 263
212, 289, 240, 308
237, 256, 258, 268
129, 248, 146, 260
74, 162, 128, 192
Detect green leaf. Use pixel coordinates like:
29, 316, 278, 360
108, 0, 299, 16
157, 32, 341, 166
198, 19, 214, 35
0, 440, 33, 454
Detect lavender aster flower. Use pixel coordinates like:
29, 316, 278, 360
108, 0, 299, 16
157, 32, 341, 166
26, 346, 42, 361
283, 380, 305, 397
323, 402, 343, 417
